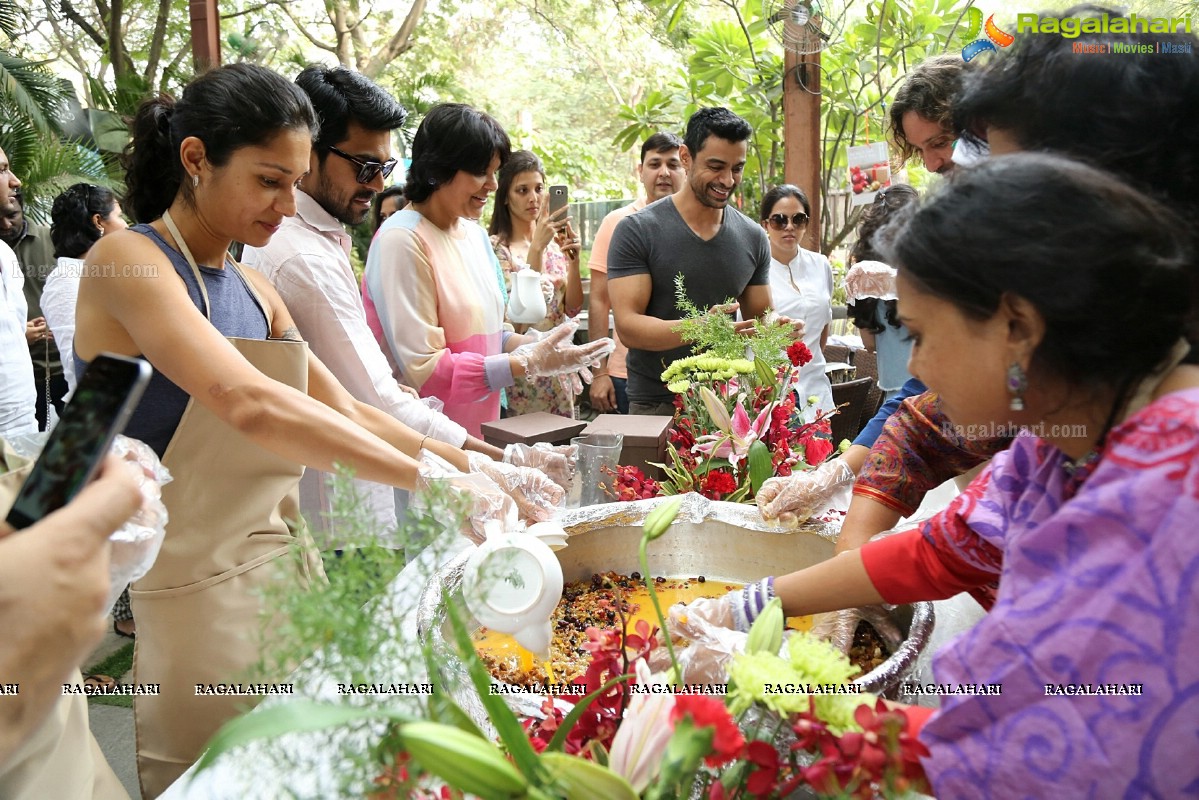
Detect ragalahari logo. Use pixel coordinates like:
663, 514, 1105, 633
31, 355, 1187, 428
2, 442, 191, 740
961, 7, 1015, 61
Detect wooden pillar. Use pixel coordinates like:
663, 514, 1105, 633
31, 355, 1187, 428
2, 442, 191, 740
189, 0, 222, 72
783, 49, 822, 252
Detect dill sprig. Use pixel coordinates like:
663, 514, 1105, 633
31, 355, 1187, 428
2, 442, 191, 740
671, 273, 795, 364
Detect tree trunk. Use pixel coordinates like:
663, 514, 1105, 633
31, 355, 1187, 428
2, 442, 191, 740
360, 0, 427, 79
143, 0, 171, 86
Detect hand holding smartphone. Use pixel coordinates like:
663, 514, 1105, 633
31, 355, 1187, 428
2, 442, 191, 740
4, 354, 151, 530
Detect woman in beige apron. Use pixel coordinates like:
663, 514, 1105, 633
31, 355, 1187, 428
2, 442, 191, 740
128, 221, 325, 795
75, 64, 541, 798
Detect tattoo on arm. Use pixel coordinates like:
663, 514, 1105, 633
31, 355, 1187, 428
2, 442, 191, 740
275, 326, 304, 342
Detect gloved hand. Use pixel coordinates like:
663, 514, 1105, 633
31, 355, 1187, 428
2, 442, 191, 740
467, 452, 564, 523
105, 436, 171, 609
646, 577, 776, 683
511, 321, 614, 394
416, 450, 517, 545
757, 458, 855, 527
502, 442, 577, 491
809, 605, 904, 658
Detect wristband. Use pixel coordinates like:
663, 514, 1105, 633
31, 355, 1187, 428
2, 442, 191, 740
729, 576, 776, 633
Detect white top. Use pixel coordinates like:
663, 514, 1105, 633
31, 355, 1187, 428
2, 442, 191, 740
242, 191, 469, 549
767, 248, 834, 415
41, 257, 82, 397
0, 241, 36, 438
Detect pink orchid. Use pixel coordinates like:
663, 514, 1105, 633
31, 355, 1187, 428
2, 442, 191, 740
692, 386, 774, 468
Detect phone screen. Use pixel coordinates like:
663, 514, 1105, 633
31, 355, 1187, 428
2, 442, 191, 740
5, 354, 151, 530
549, 185, 568, 216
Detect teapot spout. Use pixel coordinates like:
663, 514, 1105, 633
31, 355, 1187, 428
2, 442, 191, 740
513, 622, 553, 660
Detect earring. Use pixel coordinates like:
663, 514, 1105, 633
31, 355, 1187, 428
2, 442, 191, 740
192, 174, 199, 188
1007, 363, 1028, 411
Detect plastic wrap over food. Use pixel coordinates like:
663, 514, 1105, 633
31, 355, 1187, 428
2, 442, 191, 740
414, 450, 517, 545
105, 435, 171, 610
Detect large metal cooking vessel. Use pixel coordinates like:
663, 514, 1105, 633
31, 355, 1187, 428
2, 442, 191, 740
417, 494, 934, 722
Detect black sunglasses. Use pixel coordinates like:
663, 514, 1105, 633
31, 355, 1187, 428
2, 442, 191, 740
766, 212, 809, 230
327, 146, 397, 185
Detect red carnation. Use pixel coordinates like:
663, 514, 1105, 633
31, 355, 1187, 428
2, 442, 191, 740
801, 433, 834, 465
670, 695, 745, 767
787, 341, 813, 367
700, 469, 738, 499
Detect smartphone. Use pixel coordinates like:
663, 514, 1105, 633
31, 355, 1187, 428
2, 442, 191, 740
548, 185, 569, 217
4, 354, 151, 530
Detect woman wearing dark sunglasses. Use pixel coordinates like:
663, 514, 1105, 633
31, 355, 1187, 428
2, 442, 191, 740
759, 184, 834, 415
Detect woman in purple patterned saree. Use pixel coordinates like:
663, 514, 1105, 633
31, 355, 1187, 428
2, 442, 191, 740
687, 153, 1199, 797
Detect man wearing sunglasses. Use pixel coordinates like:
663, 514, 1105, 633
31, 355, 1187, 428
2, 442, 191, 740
243, 65, 505, 556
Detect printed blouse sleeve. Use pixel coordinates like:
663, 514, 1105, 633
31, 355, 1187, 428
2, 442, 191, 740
854, 391, 1010, 516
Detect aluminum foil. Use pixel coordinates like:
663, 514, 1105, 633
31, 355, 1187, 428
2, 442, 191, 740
416, 495, 934, 729
555, 493, 843, 541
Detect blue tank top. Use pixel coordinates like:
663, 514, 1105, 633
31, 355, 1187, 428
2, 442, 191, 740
75, 223, 270, 457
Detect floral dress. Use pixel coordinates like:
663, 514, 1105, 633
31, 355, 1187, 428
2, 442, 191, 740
491, 237, 581, 416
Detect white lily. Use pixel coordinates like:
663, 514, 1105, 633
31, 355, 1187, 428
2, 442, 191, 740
607, 660, 676, 792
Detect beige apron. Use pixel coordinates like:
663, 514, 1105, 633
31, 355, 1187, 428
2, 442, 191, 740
131, 216, 325, 798
0, 443, 129, 800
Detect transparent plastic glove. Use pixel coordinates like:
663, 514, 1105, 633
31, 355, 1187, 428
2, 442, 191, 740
467, 452, 564, 524
511, 321, 614, 385
809, 608, 862, 655
646, 597, 743, 684
105, 435, 172, 610
415, 450, 517, 545
502, 442, 578, 491
757, 458, 855, 527
810, 606, 905, 658
647, 578, 776, 684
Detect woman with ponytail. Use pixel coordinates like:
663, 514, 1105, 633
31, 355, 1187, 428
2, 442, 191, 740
74, 64, 561, 797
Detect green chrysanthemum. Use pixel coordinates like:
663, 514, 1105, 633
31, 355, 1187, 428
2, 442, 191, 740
727, 633, 873, 734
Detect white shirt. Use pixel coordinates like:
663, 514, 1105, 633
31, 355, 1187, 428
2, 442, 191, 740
0, 241, 36, 438
242, 191, 469, 549
41, 257, 82, 397
767, 248, 834, 415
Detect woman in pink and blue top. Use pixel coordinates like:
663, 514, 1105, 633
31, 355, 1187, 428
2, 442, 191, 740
364, 104, 610, 437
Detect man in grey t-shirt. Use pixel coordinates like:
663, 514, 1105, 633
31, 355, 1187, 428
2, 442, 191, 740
607, 107, 775, 413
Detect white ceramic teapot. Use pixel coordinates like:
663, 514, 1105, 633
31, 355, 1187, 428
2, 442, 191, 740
507, 267, 548, 325
462, 521, 564, 657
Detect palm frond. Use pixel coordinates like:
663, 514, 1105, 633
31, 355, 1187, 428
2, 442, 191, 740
0, 52, 66, 135
0, 1, 25, 41
1, 124, 114, 224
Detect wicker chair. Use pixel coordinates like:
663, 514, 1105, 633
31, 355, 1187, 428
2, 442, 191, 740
851, 349, 885, 426
829, 376, 875, 444
823, 343, 852, 367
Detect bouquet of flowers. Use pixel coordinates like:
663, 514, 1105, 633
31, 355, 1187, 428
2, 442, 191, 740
614, 278, 837, 504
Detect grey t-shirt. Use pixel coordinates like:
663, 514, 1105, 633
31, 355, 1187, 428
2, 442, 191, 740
607, 196, 771, 404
